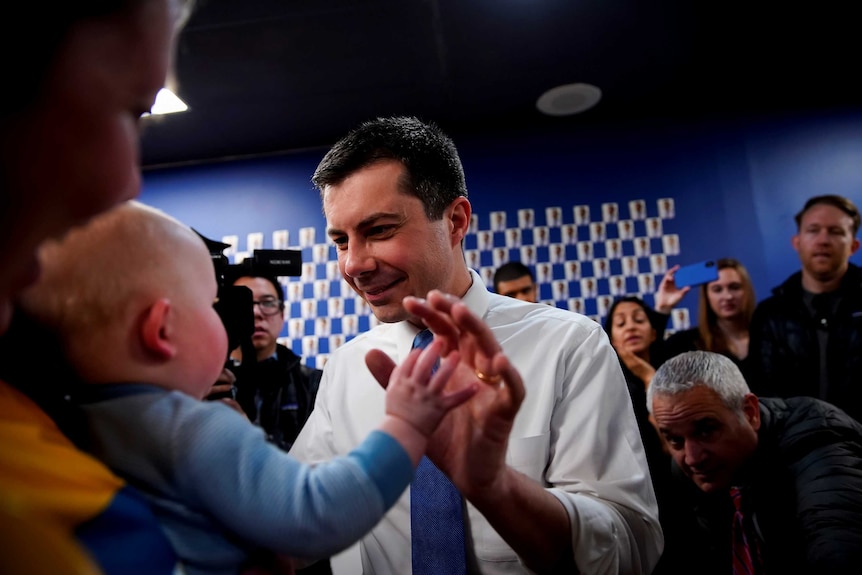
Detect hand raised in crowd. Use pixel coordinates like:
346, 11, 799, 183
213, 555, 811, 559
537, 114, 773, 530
654, 264, 690, 314
366, 290, 525, 499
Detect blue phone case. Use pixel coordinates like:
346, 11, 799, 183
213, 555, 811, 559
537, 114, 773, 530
674, 260, 719, 288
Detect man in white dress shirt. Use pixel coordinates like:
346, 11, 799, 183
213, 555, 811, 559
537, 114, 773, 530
291, 116, 662, 574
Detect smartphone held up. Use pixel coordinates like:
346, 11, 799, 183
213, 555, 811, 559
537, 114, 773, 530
673, 260, 719, 288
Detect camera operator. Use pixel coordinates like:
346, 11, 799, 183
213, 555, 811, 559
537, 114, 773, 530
209, 272, 323, 453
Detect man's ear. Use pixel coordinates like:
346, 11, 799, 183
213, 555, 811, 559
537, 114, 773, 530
447, 197, 472, 246
851, 237, 860, 255
742, 393, 761, 431
140, 298, 177, 360
791, 233, 800, 253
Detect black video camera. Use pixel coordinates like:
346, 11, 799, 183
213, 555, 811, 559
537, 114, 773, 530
195, 231, 303, 399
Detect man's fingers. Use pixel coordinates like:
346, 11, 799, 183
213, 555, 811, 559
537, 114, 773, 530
217, 367, 237, 385
403, 295, 460, 353
449, 301, 502, 358
210, 383, 233, 394
493, 352, 525, 414
365, 349, 397, 389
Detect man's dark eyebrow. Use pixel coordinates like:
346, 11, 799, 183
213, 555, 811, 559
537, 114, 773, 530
327, 212, 401, 237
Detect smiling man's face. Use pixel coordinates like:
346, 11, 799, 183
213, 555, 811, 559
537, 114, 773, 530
324, 160, 469, 325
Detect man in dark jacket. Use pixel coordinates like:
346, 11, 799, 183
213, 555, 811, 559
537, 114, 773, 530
748, 194, 862, 422
228, 272, 323, 451
648, 351, 862, 575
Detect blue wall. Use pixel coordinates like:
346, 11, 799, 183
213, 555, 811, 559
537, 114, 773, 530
140, 110, 862, 366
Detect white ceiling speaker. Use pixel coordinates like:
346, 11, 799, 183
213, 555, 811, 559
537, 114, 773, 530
536, 83, 602, 116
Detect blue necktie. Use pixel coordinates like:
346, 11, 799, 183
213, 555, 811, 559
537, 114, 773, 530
410, 329, 467, 575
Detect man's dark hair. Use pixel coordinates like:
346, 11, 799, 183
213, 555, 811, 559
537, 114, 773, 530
312, 116, 468, 220
493, 261, 534, 291
231, 272, 285, 306
794, 194, 861, 235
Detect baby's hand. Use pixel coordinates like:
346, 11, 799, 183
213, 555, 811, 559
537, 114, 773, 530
381, 339, 478, 438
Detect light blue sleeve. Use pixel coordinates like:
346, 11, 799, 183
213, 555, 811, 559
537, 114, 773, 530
161, 398, 413, 558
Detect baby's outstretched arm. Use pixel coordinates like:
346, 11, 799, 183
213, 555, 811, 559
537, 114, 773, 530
373, 339, 477, 467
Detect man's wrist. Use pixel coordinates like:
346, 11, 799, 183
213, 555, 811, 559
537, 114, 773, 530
463, 462, 515, 507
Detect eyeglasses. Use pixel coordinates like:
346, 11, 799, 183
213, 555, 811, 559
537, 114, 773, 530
253, 297, 283, 316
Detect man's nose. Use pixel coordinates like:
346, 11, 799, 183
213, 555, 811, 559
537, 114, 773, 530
343, 242, 374, 277
815, 229, 832, 243
684, 440, 707, 466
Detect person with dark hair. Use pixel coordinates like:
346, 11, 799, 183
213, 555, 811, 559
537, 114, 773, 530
605, 297, 664, 390
648, 351, 862, 574
492, 261, 537, 303
292, 116, 662, 574
0, 1, 193, 573
603, 267, 689, 392
664, 258, 756, 380
748, 194, 862, 421
224, 273, 323, 452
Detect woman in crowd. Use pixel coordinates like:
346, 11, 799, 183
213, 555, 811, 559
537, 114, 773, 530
0, 1, 192, 573
664, 258, 756, 379
604, 267, 688, 392
604, 296, 668, 436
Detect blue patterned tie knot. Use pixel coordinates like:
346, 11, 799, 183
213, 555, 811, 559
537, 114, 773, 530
412, 329, 435, 352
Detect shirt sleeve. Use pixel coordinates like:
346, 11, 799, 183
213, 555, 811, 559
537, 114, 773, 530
546, 322, 664, 574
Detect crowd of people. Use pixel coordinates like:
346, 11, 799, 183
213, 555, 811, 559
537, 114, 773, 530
0, 2, 859, 571
496, 193, 862, 573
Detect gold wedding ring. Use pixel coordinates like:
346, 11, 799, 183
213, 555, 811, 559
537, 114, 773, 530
475, 370, 502, 384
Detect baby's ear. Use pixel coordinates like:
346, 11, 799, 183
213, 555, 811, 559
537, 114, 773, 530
140, 298, 177, 360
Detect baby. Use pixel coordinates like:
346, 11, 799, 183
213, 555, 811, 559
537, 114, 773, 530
19, 201, 477, 575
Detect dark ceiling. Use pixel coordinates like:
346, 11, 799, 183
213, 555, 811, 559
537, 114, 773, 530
140, 0, 860, 169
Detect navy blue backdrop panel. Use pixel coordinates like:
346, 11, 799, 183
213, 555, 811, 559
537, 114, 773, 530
140, 110, 862, 367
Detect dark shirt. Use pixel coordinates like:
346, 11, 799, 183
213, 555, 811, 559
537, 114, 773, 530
233, 344, 322, 452
748, 263, 862, 422
664, 397, 862, 575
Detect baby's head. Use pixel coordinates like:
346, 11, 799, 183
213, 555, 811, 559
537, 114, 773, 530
19, 201, 227, 398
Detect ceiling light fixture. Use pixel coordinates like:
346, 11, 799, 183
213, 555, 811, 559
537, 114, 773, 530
536, 83, 602, 116
144, 88, 188, 116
